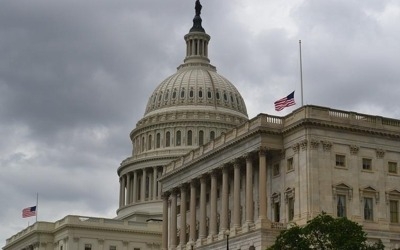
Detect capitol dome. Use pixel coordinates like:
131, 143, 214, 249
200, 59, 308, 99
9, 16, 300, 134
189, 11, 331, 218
116, 0, 248, 220
144, 61, 248, 119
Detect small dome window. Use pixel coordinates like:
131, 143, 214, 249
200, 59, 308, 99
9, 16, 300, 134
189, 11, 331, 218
190, 89, 194, 98
172, 89, 177, 99
223, 92, 228, 101
164, 90, 169, 100
230, 93, 234, 103
158, 92, 163, 101
180, 88, 185, 98
207, 90, 212, 99
216, 90, 220, 100
199, 90, 203, 98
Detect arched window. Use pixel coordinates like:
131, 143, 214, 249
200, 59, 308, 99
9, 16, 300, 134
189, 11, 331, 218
180, 88, 185, 98
210, 131, 215, 140
156, 133, 161, 148
190, 89, 194, 98
199, 90, 203, 98
166, 131, 170, 147
141, 136, 145, 152
207, 90, 212, 99
176, 131, 181, 146
216, 90, 220, 100
199, 130, 204, 146
148, 134, 152, 150
187, 130, 193, 146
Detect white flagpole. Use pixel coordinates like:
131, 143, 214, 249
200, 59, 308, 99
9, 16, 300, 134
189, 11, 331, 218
299, 40, 304, 107
36, 193, 38, 222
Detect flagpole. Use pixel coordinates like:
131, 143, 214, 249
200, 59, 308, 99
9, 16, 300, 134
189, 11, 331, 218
299, 40, 304, 107
36, 193, 38, 222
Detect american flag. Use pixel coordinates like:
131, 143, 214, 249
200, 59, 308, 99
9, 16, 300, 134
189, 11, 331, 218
22, 206, 36, 218
274, 91, 296, 111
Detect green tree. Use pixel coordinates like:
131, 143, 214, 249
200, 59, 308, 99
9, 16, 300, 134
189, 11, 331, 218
267, 212, 384, 250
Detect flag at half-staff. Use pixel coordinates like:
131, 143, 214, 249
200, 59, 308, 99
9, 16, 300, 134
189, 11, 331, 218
274, 91, 296, 111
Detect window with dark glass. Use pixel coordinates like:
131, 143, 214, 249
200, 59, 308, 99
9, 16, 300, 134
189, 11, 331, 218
337, 195, 346, 218
287, 158, 294, 171
362, 158, 372, 170
141, 137, 145, 152
389, 162, 398, 174
199, 90, 203, 98
364, 197, 373, 220
156, 133, 161, 148
176, 131, 181, 146
181, 89, 185, 98
147, 134, 152, 150
84, 244, 92, 250
274, 202, 280, 222
210, 131, 215, 140
336, 154, 346, 167
198, 130, 204, 146
187, 130, 192, 146
166, 132, 170, 147
390, 200, 399, 223
189, 89, 194, 98
207, 90, 212, 98
288, 197, 294, 221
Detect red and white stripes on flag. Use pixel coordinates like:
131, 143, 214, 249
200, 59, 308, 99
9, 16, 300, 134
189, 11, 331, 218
274, 91, 296, 111
22, 206, 37, 218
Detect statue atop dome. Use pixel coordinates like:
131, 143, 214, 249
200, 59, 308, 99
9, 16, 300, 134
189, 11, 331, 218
195, 0, 202, 16
190, 0, 205, 32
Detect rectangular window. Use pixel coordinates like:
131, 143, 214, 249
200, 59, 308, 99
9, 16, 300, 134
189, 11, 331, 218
364, 197, 373, 220
84, 244, 92, 250
288, 197, 294, 221
362, 158, 372, 170
273, 163, 280, 176
287, 158, 294, 171
389, 162, 398, 174
274, 202, 280, 222
337, 195, 347, 218
390, 200, 399, 223
335, 154, 345, 167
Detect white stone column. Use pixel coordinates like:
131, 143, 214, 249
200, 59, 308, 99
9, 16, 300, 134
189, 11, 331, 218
190, 180, 197, 242
170, 190, 178, 248
153, 167, 158, 200
180, 185, 187, 247
233, 160, 241, 229
209, 171, 218, 239
199, 175, 207, 240
162, 192, 169, 250
141, 168, 147, 202
220, 166, 229, 234
126, 173, 131, 204
121, 175, 126, 206
133, 171, 138, 203
119, 177, 123, 207
245, 154, 254, 225
257, 147, 270, 227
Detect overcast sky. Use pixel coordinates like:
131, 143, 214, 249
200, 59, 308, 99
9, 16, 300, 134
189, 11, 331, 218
1, 0, 400, 245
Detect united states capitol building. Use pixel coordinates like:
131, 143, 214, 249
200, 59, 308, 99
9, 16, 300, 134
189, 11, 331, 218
4, 1, 400, 250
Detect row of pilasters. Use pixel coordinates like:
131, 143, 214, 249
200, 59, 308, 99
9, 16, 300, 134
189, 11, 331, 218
162, 148, 269, 250
119, 166, 162, 207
